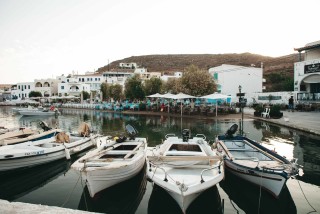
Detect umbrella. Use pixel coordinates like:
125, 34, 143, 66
170, 93, 196, 116
146, 93, 164, 98
200, 93, 231, 100
199, 93, 231, 117
161, 93, 175, 99
170, 92, 195, 100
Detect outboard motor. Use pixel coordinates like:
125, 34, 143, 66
39, 121, 52, 131
182, 129, 191, 142
126, 124, 138, 140
225, 124, 238, 138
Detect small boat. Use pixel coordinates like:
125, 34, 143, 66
146, 129, 224, 213
19, 106, 60, 116
78, 164, 147, 214
215, 124, 299, 198
71, 124, 147, 198
0, 132, 100, 172
0, 121, 61, 146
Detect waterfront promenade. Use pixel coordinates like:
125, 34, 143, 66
244, 108, 320, 136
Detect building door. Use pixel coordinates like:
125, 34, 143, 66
310, 83, 320, 93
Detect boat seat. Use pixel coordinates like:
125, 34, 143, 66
165, 151, 205, 156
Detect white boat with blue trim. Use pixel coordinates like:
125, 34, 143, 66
0, 132, 100, 172
215, 124, 299, 198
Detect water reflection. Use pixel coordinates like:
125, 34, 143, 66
1, 106, 320, 213
220, 171, 297, 214
148, 185, 223, 214
0, 160, 71, 201
78, 165, 147, 214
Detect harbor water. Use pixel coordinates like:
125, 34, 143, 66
0, 106, 319, 214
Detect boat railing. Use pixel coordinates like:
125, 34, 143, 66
148, 162, 168, 182
195, 134, 206, 140
165, 134, 176, 139
200, 163, 222, 183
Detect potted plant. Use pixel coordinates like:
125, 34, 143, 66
269, 104, 283, 119
253, 104, 264, 117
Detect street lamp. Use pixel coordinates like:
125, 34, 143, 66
238, 85, 243, 135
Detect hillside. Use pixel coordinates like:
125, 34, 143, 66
96, 53, 302, 91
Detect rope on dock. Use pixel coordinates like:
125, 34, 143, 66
61, 172, 82, 207
297, 179, 317, 214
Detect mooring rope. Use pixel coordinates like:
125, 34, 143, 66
258, 170, 263, 214
80, 172, 88, 211
297, 179, 317, 214
61, 172, 82, 207
229, 197, 239, 214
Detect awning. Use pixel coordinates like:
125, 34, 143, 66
302, 74, 320, 83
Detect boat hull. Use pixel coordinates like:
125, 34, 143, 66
71, 137, 148, 198
147, 165, 224, 213
224, 160, 286, 197
84, 153, 146, 197
0, 136, 97, 172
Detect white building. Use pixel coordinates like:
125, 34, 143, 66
294, 40, 320, 103
119, 62, 137, 69
34, 78, 60, 97
58, 76, 91, 97
102, 71, 133, 88
161, 72, 183, 82
209, 64, 264, 103
74, 72, 103, 92
11, 82, 35, 100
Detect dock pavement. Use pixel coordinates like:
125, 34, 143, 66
244, 108, 320, 136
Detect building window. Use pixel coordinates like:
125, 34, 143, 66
61, 86, 64, 89
28, 85, 30, 89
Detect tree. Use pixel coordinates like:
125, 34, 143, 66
124, 75, 145, 100
29, 91, 42, 97
162, 78, 181, 94
143, 77, 163, 95
109, 84, 123, 101
179, 65, 216, 96
82, 91, 90, 100
100, 83, 109, 100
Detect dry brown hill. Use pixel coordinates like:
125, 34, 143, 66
96, 53, 302, 91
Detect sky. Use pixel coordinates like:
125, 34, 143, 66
1, 0, 319, 84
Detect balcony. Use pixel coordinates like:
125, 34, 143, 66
297, 92, 320, 102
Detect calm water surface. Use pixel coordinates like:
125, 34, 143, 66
0, 106, 319, 214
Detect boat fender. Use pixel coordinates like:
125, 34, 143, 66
63, 143, 71, 160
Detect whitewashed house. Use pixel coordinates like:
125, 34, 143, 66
10, 82, 35, 100
34, 78, 60, 97
209, 64, 264, 103
294, 40, 320, 103
160, 72, 183, 82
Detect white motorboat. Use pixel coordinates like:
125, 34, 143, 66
0, 121, 61, 146
19, 106, 60, 116
146, 129, 224, 213
71, 124, 147, 198
215, 124, 299, 198
0, 132, 100, 172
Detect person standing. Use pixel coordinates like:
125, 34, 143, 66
288, 96, 294, 112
